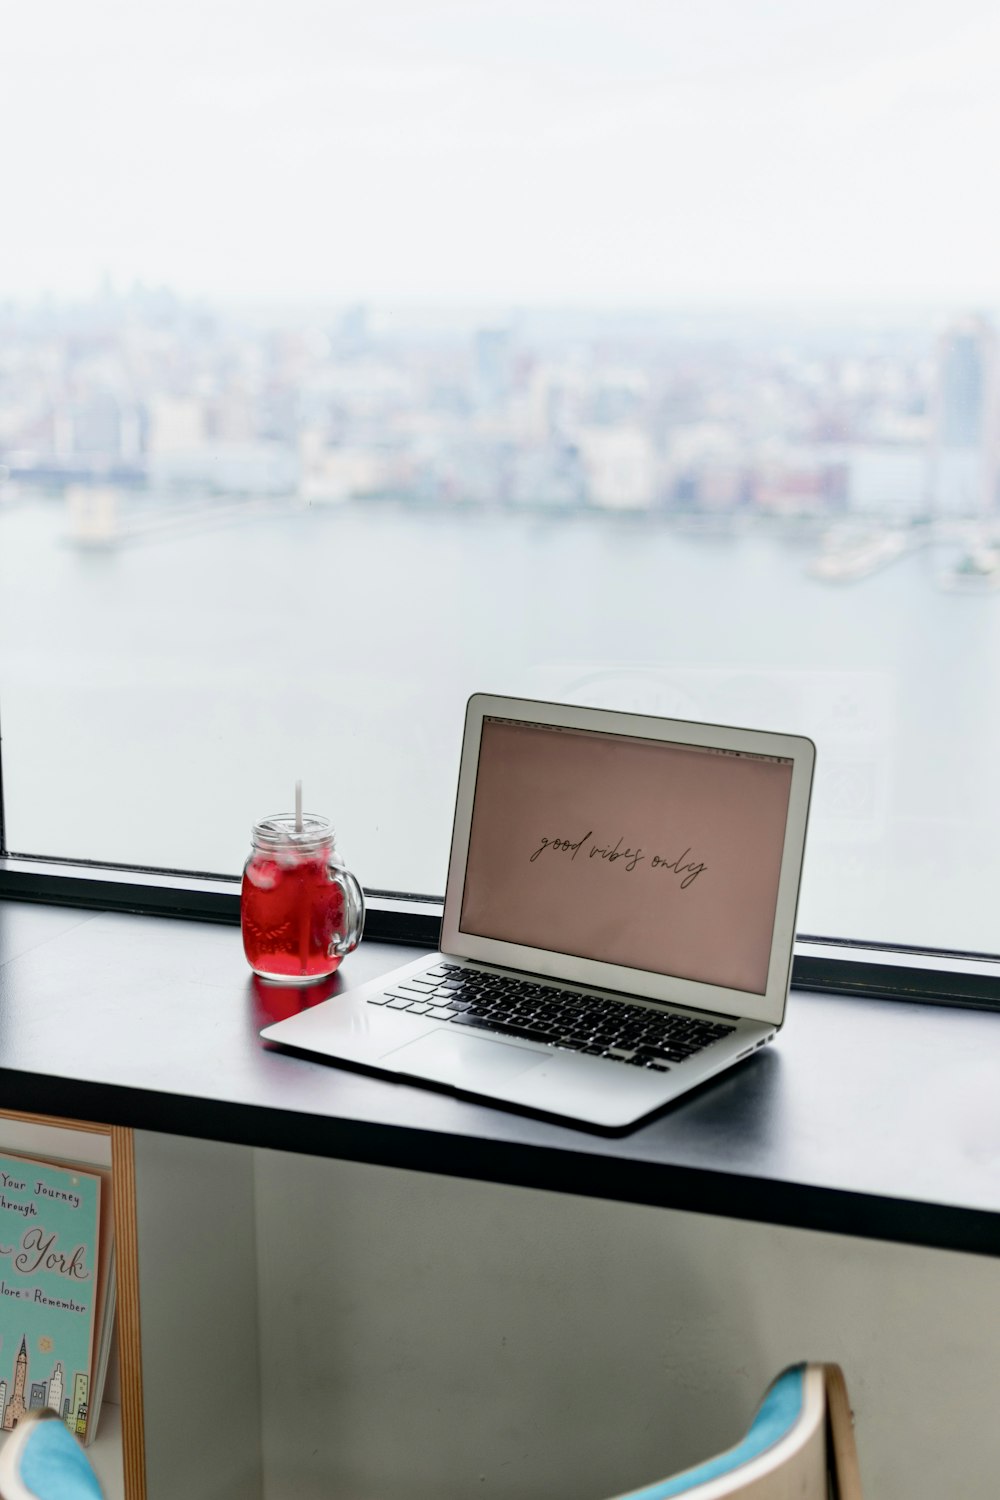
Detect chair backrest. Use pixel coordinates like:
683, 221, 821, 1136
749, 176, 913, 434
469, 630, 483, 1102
613, 1363, 863, 1500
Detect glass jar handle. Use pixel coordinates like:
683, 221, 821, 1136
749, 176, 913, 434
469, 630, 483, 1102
327, 865, 365, 957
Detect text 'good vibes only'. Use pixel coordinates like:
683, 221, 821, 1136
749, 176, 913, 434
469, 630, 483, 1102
529, 830, 706, 888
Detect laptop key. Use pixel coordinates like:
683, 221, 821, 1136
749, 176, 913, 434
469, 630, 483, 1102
407, 1002, 432, 1014
387, 997, 413, 1009
452, 1013, 553, 1046
367, 993, 392, 1005
428, 1006, 458, 1020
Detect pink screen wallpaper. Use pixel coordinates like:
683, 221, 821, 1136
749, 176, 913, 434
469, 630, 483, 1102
459, 718, 794, 994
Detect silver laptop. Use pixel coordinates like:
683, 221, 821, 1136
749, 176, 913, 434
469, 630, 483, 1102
261, 693, 815, 1130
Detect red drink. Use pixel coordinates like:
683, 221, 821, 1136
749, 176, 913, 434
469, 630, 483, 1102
241, 814, 365, 985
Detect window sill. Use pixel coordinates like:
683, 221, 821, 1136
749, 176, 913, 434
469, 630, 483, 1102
0, 896, 997, 1259
1, 854, 999, 1011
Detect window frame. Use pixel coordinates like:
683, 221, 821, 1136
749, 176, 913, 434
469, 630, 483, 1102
1, 849, 998, 1014
3, 701, 999, 1010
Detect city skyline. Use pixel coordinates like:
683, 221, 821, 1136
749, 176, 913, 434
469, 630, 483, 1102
0, 1340, 86, 1435
1, 284, 995, 532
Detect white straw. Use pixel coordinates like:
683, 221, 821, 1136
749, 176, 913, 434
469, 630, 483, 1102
295, 779, 302, 833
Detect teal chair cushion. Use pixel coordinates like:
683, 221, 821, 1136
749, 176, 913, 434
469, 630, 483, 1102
619, 1365, 805, 1500
19, 1418, 104, 1500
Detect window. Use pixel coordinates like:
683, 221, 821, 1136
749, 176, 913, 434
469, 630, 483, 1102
2, 1, 1000, 958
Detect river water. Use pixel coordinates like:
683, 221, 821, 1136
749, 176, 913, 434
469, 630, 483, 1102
2, 493, 999, 954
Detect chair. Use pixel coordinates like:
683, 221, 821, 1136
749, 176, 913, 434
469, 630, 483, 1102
613, 1363, 863, 1499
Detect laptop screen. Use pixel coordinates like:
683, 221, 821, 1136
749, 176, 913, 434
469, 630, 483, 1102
459, 715, 794, 996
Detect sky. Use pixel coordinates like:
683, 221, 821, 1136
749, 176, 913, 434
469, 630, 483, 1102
2, 0, 999, 308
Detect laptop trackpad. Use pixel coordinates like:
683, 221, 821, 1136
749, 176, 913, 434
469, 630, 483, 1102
384, 1030, 548, 1087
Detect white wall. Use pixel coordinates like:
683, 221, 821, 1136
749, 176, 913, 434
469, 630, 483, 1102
254, 1150, 1000, 1500
135, 1134, 263, 1500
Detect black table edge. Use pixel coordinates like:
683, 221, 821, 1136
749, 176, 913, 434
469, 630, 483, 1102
2, 1067, 993, 1261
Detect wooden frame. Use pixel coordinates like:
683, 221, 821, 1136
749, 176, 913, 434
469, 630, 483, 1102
0, 1108, 146, 1500
824, 1363, 864, 1500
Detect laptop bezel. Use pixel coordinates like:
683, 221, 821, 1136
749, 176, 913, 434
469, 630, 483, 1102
439, 693, 815, 1028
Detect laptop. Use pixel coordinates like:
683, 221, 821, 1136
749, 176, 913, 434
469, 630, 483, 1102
261, 693, 815, 1130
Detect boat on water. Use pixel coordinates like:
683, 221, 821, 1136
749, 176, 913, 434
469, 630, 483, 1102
808, 528, 912, 582
65, 486, 123, 549
939, 543, 1000, 594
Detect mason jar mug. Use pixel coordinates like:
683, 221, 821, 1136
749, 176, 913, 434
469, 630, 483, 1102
241, 813, 365, 985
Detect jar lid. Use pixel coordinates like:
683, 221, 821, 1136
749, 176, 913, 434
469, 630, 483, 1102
251, 813, 334, 854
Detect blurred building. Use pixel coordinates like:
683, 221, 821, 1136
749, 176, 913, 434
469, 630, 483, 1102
577, 426, 656, 511
928, 314, 999, 519
298, 431, 391, 503
473, 328, 513, 409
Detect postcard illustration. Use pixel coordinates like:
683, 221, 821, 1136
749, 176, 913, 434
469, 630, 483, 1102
0, 1153, 101, 1438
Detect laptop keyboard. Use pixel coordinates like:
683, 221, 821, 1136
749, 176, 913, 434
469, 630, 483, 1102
367, 963, 736, 1070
